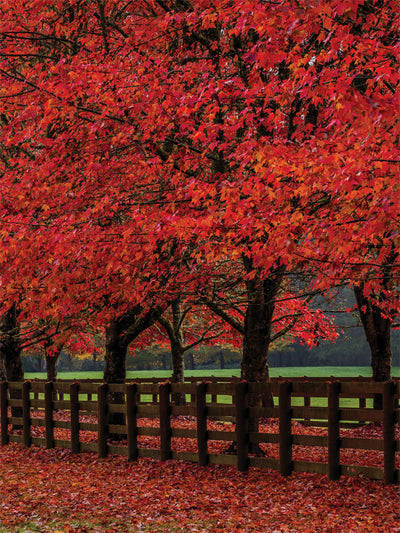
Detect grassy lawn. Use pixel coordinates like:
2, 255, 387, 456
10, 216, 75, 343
25, 365, 400, 381
23, 366, 399, 408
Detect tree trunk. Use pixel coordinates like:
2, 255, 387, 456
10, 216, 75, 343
158, 299, 187, 404
46, 355, 58, 381
240, 287, 271, 383
354, 285, 392, 409
241, 262, 284, 392
103, 306, 165, 436
0, 305, 24, 426
171, 341, 186, 405
240, 276, 273, 446
104, 320, 128, 384
44, 340, 63, 382
0, 357, 6, 381
104, 305, 164, 386
239, 261, 285, 452
104, 319, 128, 433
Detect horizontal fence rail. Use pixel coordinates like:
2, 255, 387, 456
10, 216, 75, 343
0, 379, 399, 484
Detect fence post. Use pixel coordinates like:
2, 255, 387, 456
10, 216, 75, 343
304, 395, 310, 424
196, 382, 208, 466
328, 381, 341, 481
70, 382, 80, 454
159, 382, 171, 461
22, 381, 31, 448
236, 381, 249, 472
97, 384, 108, 458
383, 381, 396, 485
126, 384, 138, 461
45, 381, 54, 449
1, 382, 9, 445
279, 381, 293, 477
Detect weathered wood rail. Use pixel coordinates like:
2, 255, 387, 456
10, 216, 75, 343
1, 379, 399, 484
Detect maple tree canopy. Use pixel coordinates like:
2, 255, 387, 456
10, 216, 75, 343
0, 1, 398, 354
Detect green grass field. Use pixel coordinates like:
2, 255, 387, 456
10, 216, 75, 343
25, 365, 400, 381
21, 366, 400, 417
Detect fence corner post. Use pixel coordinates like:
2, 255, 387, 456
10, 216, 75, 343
383, 380, 396, 485
235, 381, 249, 473
279, 380, 293, 477
97, 383, 108, 458
328, 381, 341, 481
196, 382, 208, 466
0, 381, 9, 446
126, 383, 138, 461
159, 382, 171, 461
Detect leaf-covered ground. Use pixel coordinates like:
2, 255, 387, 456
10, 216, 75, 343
1, 416, 400, 532
11, 410, 400, 470
0, 442, 399, 533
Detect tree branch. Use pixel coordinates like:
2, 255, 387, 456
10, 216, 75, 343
202, 299, 244, 335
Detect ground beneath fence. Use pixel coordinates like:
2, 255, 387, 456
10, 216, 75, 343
8, 412, 400, 470
0, 441, 399, 533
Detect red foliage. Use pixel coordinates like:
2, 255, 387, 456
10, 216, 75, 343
0, 0, 398, 343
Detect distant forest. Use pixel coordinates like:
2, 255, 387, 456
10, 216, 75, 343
23, 324, 399, 373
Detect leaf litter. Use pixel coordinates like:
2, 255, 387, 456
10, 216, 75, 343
0, 415, 399, 532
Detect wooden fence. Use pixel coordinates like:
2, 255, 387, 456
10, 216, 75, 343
1, 379, 399, 484
39, 375, 400, 409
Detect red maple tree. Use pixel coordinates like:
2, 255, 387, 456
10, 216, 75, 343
0, 1, 398, 384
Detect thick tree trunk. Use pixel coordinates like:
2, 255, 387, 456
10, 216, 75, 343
104, 320, 128, 384
205, 259, 284, 455
240, 289, 271, 384
0, 357, 6, 381
354, 286, 392, 409
1, 308, 24, 381
104, 319, 128, 433
171, 344, 184, 382
45, 341, 63, 382
46, 356, 58, 382
0, 305, 24, 426
47, 355, 58, 404
240, 277, 273, 447
239, 261, 285, 452
240, 263, 284, 390
103, 306, 164, 436
171, 341, 186, 405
